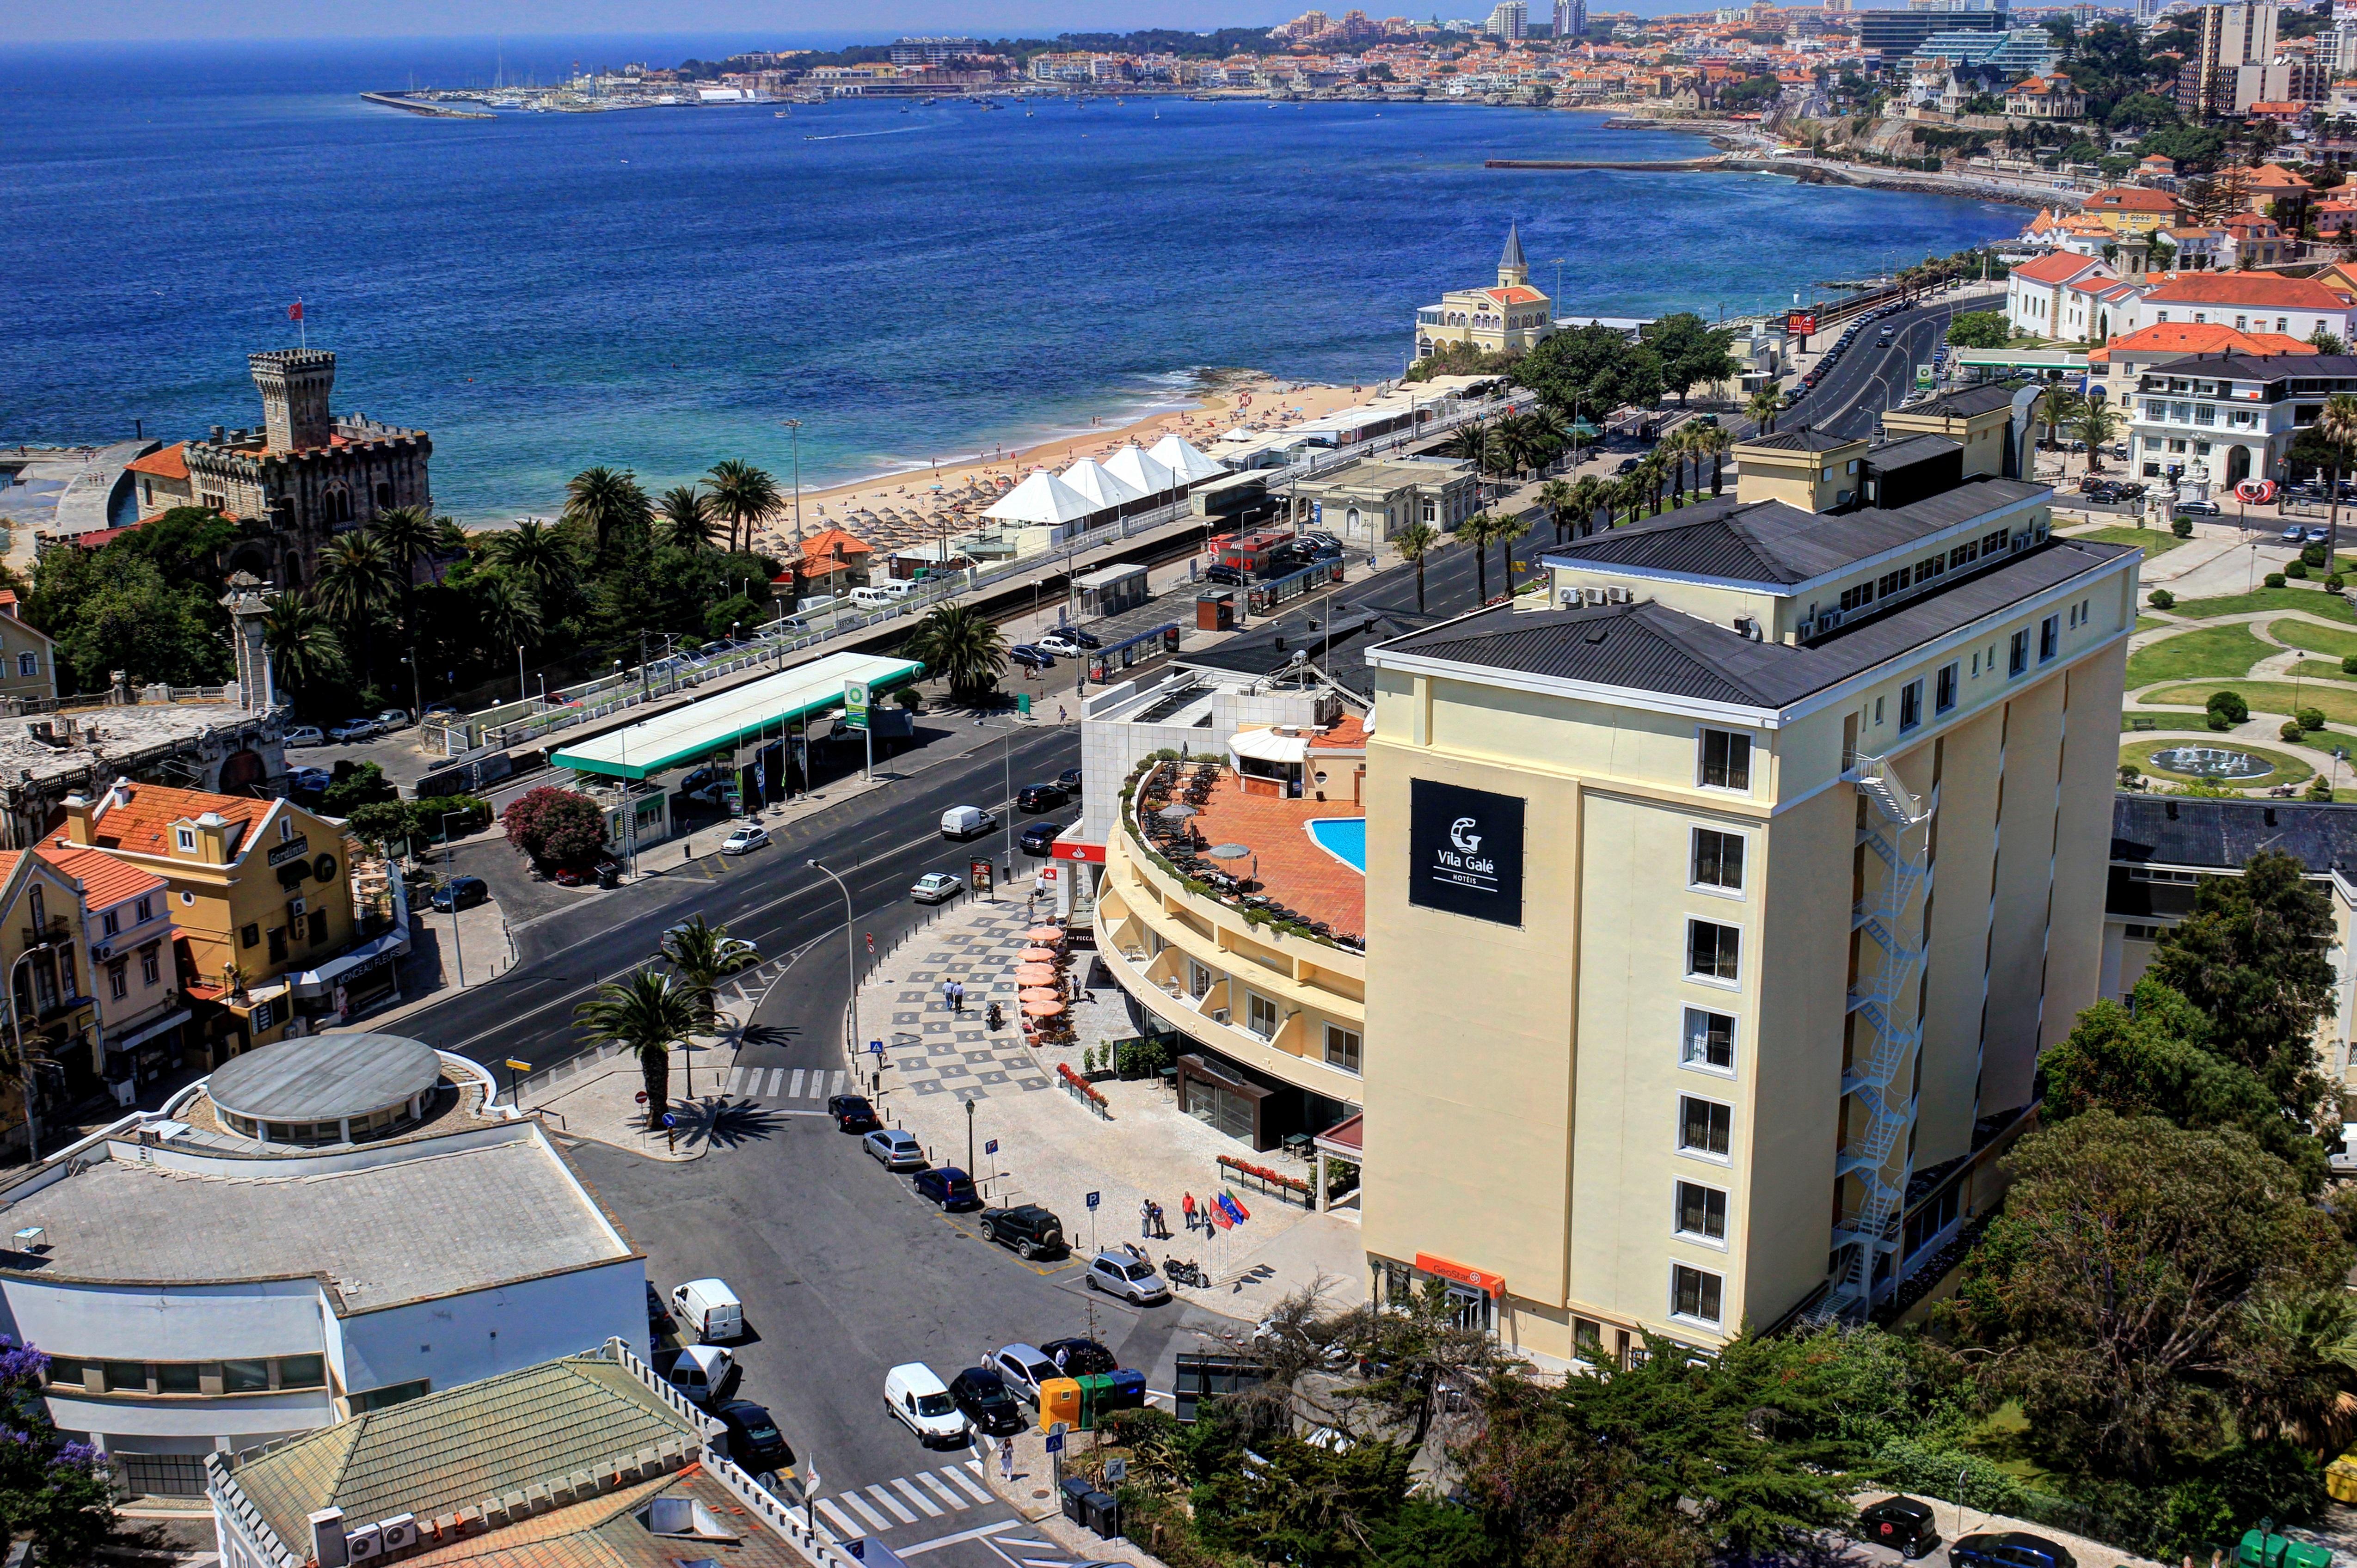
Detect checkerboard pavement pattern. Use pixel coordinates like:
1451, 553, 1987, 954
880, 903, 1056, 1099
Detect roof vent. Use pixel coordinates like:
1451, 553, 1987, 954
1733, 615, 1760, 640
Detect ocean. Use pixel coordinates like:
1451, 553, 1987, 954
0, 37, 2025, 523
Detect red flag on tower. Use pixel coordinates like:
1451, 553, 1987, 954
288, 300, 303, 321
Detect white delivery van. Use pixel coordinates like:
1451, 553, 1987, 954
884, 1362, 970, 1447
670, 1278, 744, 1343
851, 582, 916, 610
940, 805, 994, 840
666, 1344, 735, 1407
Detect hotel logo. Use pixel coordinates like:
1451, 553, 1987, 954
1409, 779, 1524, 926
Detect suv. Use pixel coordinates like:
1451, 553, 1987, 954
1952, 1535, 2074, 1568
948, 1366, 1025, 1437
1857, 1496, 1940, 1560
1204, 562, 1246, 586
1085, 1249, 1172, 1305
827, 1093, 879, 1132
714, 1399, 795, 1475
1038, 1337, 1117, 1377
1019, 820, 1064, 856
1016, 783, 1068, 812
977, 1203, 1065, 1259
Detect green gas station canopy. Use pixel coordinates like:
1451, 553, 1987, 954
549, 651, 922, 781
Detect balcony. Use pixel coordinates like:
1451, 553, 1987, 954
19, 917, 68, 951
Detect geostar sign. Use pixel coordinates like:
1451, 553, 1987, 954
1407, 778, 1525, 926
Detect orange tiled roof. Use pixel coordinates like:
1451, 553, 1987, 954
125, 443, 189, 480
798, 526, 873, 562
71, 783, 275, 860
2099, 322, 2316, 360
1478, 286, 1547, 304
2088, 187, 2177, 213
36, 845, 165, 911
2251, 160, 2313, 187
2010, 252, 2109, 284
2144, 273, 2351, 308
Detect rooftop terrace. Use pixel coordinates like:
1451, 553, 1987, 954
1134, 760, 1365, 946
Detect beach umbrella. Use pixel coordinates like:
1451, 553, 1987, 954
1019, 987, 1062, 1003
1019, 946, 1060, 962
1023, 999, 1065, 1018
1013, 963, 1057, 985
1025, 925, 1064, 942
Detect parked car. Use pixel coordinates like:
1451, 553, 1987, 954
1203, 562, 1246, 585
2283, 523, 2308, 542
720, 823, 770, 856
1857, 1496, 1940, 1560
1038, 1337, 1117, 1377
1951, 1534, 2074, 1568
328, 719, 379, 743
665, 1344, 735, 1407
670, 1278, 744, 1343
1300, 531, 1343, 553
948, 1366, 1025, 1437
645, 1280, 673, 1337
713, 1399, 795, 1474
911, 871, 963, 904
1019, 820, 1064, 856
1057, 766, 1084, 796
940, 805, 994, 840
863, 1127, 927, 1171
288, 766, 331, 794
827, 1093, 879, 1132
430, 876, 489, 913
2307, 526, 2334, 544
664, 922, 756, 961
977, 1203, 1065, 1259
1007, 644, 1055, 671
374, 708, 411, 731
1016, 783, 1067, 813
1614, 457, 1643, 475
1085, 1249, 1172, 1305
911, 1165, 981, 1211
1036, 633, 1086, 658
989, 1343, 1061, 1406
884, 1363, 970, 1447
2177, 499, 2222, 517
285, 725, 326, 748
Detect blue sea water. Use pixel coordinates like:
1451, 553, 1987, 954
1309, 817, 1368, 873
0, 37, 2025, 522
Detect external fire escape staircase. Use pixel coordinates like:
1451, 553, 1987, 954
1830, 752, 1934, 1323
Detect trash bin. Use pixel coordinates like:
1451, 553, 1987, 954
596, 863, 620, 889
1038, 1377, 1082, 1432
1081, 1489, 1122, 1539
1059, 1477, 1094, 1525
2242, 1531, 2333, 1568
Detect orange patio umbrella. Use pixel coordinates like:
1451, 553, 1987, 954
1023, 998, 1065, 1017
1019, 987, 1062, 1002
1019, 947, 1061, 962
1013, 963, 1057, 985
1025, 926, 1065, 942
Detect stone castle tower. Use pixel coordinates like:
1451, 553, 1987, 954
250, 349, 337, 453
1498, 223, 1529, 290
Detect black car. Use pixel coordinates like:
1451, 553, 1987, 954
2176, 499, 2223, 517
430, 876, 489, 913
948, 1365, 1025, 1437
977, 1203, 1065, 1258
912, 1165, 982, 1210
1858, 1496, 1940, 1560
1007, 644, 1055, 670
1614, 457, 1643, 475
713, 1399, 795, 1474
1952, 1534, 2074, 1568
1019, 820, 1064, 856
1204, 562, 1246, 585
1016, 783, 1068, 813
1058, 626, 1103, 649
1057, 766, 1084, 796
827, 1093, 879, 1132
1039, 1336, 1117, 1377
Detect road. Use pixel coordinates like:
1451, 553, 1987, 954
1777, 291, 2005, 442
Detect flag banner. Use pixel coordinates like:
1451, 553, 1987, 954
1220, 1191, 1249, 1225
288, 300, 303, 321
1211, 1205, 1232, 1230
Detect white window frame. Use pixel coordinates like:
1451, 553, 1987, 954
1695, 727, 1752, 794
1688, 827, 1745, 898
1676, 1093, 1733, 1164
1245, 990, 1279, 1040
1670, 1262, 1725, 1326
174, 826, 196, 852
1186, 960, 1214, 1001
1324, 1024, 1362, 1075
1684, 918, 1741, 988
1673, 1179, 1730, 1247
1680, 1005, 1738, 1077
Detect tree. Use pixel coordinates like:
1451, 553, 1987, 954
1440, 419, 1493, 467
657, 484, 722, 551
1537, 478, 1574, 542
2317, 392, 2357, 538
1952, 1111, 2352, 1484
660, 914, 760, 1032
575, 968, 700, 1127
501, 785, 608, 868
1700, 425, 1734, 495
371, 504, 442, 713
2108, 90, 2180, 131
1512, 324, 1664, 422
1460, 1377, 1706, 1568
321, 760, 398, 816
1568, 475, 1607, 537
1396, 521, 1440, 612
2145, 848, 2340, 1122
1461, 512, 1513, 603
903, 602, 1005, 700
0, 1338, 114, 1562
1642, 312, 1742, 407
313, 531, 399, 687
1745, 386, 1782, 435
2074, 399, 2123, 472
563, 466, 653, 555
706, 460, 782, 554
261, 592, 344, 696
27, 546, 227, 694
1947, 310, 2012, 349
489, 516, 578, 606
2314, 328, 2347, 356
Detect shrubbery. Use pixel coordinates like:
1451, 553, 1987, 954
502, 786, 606, 867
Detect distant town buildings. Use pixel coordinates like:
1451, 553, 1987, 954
1554, 0, 1587, 37
1489, 0, 1531, 40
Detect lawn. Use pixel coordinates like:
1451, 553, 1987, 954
2141, 680, 2357, 727
2123, 624, 2271, 688
2120, 735, 2314, 789
2135, 615, 2172, 631
2267, 618, 2357, 662
2167, 587, 2357, 623
2070, 525, 2190, 561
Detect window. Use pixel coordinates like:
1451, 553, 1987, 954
1699, 729, 1750, 790
1873, 695, 1884, 727
1935, 662, 1958, 714
28, 887, 43, 931
1573, 1317, 1604, 1361
14, 654, 33, 679
1898, 679, 1923, 733
1902, 1186, 1961, 1261
252, 998, 275, 1031
1675, 1181, 1728, 1241
154, 1362, 201, 1395
1685, 919, 1740, 983
1877, 569, 1908, 598
1839, 582, 1873, 612
1690, 828, 1744, 892
106, 961, 126, 1002
1912, 557, 1941, 586
2038, 613, 2059, 662
175, 826, 196, 853
1679, 1095, 1732, 1158
279, 818, 295, 842
1246, 991, 1279, 1039
1671, 1263, 1724, 1324
2122, 921, 2164, 940
101, 909, 118, 937
2008, 628, 2030, 677
1187, 960, 1213, 1000
139, 945, 159, 986
277, 1354, 325, 1390
1325, 1025, 1362, 1074
1980, 528, 2010, 556
1682, 1007, 1736, 1072
104, 1360, 147, 1393
1946, 541, 1977, 570
267, 927, 288, 964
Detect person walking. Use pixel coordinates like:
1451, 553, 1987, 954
1154, 1200, 1170, 1240
940, 978, 956, 1011
999, 1435, 1015, 1484
1182, 1192, 1198, 1233
950, 980, 965, 1013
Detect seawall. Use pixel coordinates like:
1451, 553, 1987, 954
1484, 154, 2079, 211
361, 92, 494, 120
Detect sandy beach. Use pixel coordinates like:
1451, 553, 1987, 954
745, 369, 1383, 560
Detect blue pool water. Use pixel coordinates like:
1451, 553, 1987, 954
1309, 817, 1368, 873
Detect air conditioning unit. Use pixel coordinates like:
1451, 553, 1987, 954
89, 943, 110, 962
288, 897, 307, 919
1580, 587, 1607, 606
1559, 589, 1581, 607
376, 1516, 418, 1553
346, 1525, 384, 1561
1211, 1008, 1231, 1026
1605, 585, 1633, 605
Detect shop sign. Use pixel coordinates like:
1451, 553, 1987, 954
1414, 1251, 1504, 1297
267, 835, 311, 867
1051, 841, 1106, 864
969, 857, 994, 894
843, 678, 871, 730
1407, 778, 1525, 926
1785, 309, 1817, 337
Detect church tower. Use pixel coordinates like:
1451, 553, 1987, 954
1498, 223, 1530, 289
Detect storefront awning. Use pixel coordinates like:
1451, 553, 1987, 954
1313, 1113, 1363, 1161
109, 1007, 190, 1053
289, 882, 411, 999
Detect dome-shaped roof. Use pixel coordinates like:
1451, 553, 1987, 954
207, 1033, 442, 1126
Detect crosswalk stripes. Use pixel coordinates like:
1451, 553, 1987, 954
787, 1067, 805, 1099
812, 1462, 996, 1538
866, 1484, 918, 1524
890, 1477, 943, 1518
719, 1065, 849, 1104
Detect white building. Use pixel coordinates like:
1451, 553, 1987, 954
2004, 252, 2120, 339
1489, 0, 1529, 37
2127, 272, 2357, 343
2127, 350, 2357, 493
1553, 0, 1585, 34
0, 1035, 643, 1497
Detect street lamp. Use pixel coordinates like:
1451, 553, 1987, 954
442, 810, 471, 988
973, 716, 1019, 895
807, 859, 859, 1063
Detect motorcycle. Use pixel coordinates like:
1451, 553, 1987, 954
1163, 1256, 1207, 1289
985, 1000, 1005, 1031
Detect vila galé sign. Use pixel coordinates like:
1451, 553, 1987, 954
1407, 778, 1525, 926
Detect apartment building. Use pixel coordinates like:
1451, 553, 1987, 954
2127, 351, 2357, 492
2130, 272, 2356, 342
2177, 1, 2281, 119
1357, 429, 2135, 1356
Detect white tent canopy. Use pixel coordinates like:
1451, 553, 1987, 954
1060, 457, 1147, 511
1229, 726, 1310, 765
1150, 433, 1229, 484
1102, 444, 1178, 498
983, 469, 1097, 525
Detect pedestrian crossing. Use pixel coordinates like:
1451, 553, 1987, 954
809, 1459, 995, 1537
719, 1066, 847, 1103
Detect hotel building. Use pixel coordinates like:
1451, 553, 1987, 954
1356, 428, 2136, 1351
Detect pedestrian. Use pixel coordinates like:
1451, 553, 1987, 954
1141, 1198, 1154, 1239
1154, 1200, 1170, 1239
940, 978, 955, 1011
999, 1435, 1015, 1484
1183, 1192, 1198, 1232
1058, 704, 1068, 723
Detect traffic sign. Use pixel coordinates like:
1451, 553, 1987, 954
1044, 1431, 1065, 1454
635, 1090, 649, 1104
984, 1138, 999, 1156
1105, 1457, 1128, 1484
505, 1059, 531, 1073
1085, 1191, 1100, 1210
661, 1112, 677, 1129
870, 1039, 885, 1057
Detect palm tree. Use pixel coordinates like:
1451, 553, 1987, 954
903, 603, 1005, 699
1663, 428, 1693, 508
370, 504, 441, 716
490, 516, 575, 603
659, 914, 760, 1033
1637, 452, 1668, 518
657, 485, 723, 551
1396, 521, 1440, 612
1494, 510, 1527, 592
1459, 512, 1498, 603
1441, 420, 1492, 466
2242, 1287, 2357, 1452
575, 968, 700, 1128
1608, 476, 1644, 529
706, 460, 782, 554
2036, 383, 2082, 453
2072, 400, 2123, 476
563, 466, 653, 553
2319, 392, 2357, 538
1702, 426, 1735, 496
1537, 479, 1575, 543
1746, 387, 1782, 436
260, 593, 344, 692
476, 573, 542, 656
314, 533, 399, 684
1569, 475, 1606, 538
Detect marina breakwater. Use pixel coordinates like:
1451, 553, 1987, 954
360, 92, 493, 119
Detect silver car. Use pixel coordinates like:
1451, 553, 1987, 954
863, 1128, 926, 1171
1085, 1249, 1171, 1306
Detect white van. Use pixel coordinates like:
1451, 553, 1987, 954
851, 581, 916, 610
666, 1344, 735, 1407
940, 805, 995, 840
670, 1278, 744, 1343
884, 1362, 970, 1447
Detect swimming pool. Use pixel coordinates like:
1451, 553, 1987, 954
1307, 817, 1368, 873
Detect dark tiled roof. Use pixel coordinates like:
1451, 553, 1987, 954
2140, 353, 2357, 384
1544, 478, 2047, 587
1904, 383, 2022, 419
1740, 428, 1860, 453
1867, 434, 1964, 469
1375, 537, 2136, 709
1180, 606, 1431, 698
2111, 794, 2357, 874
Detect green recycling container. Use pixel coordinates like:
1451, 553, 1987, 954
2241, 1529, 2333, 1568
